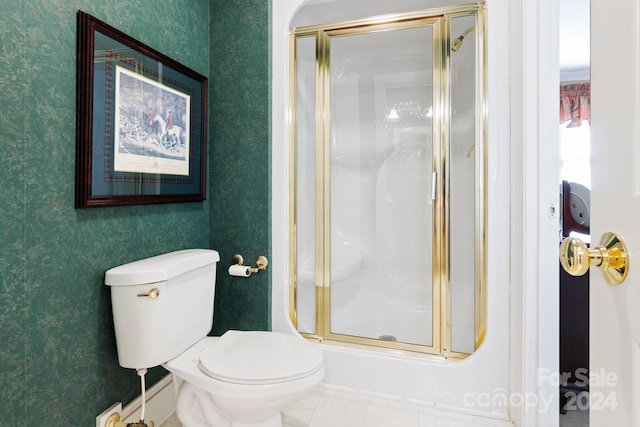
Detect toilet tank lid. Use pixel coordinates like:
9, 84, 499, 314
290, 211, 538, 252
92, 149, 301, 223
105, 249, 220, 286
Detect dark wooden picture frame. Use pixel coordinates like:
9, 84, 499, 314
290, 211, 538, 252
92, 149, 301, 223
75, 11, 207, 208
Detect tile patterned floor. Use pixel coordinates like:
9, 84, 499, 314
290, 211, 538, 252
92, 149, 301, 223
161, 384, 514, 427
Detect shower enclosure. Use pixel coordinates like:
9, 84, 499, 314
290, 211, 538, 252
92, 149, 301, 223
290, 5, 485, 358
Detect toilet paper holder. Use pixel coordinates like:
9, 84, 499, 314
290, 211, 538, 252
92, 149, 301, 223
232, 254, 269, 274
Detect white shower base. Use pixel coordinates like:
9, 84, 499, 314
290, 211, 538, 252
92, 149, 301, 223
298, 267, 432, 346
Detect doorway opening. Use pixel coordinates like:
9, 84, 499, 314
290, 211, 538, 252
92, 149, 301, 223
558, 0, 590, 424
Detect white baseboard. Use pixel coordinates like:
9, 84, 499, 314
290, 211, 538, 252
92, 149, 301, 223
122, 374, 176, 426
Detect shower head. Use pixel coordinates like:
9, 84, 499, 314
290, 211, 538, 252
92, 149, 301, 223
451, 26, 475, 52
451, 36, 465, 52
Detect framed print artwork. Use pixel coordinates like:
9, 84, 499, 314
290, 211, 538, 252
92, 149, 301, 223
75, 11, 207, 208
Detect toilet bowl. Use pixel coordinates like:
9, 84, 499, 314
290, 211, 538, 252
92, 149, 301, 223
167, 332, 324, 427
104, 249, 324, 427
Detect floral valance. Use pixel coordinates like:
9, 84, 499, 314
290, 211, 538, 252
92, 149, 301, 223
560, 82, 590, 127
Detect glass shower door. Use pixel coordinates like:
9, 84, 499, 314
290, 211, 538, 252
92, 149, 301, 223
326, 23, 439, 348
292, 6, 486, 358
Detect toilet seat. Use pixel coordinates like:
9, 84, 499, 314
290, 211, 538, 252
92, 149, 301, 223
198, 330, 324, 385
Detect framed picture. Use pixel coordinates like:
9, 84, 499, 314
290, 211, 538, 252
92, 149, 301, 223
75, 11, 207, 208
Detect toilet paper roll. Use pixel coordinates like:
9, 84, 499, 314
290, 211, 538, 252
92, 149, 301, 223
228, 264, 252, 277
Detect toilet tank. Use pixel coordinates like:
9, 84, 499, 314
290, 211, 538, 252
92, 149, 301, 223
105, 249, 220, 370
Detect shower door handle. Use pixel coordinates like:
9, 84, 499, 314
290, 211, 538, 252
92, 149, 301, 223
559, 231, 629, 285
432, 172, 438, 200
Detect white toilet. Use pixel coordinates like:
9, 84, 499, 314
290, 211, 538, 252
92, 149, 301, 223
104, 249, 324, 427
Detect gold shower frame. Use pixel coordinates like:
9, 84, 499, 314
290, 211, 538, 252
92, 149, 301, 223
288, 4, 486, 359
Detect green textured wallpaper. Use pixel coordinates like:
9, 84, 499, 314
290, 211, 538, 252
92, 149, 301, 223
209, 0, 272, 335
0, 0, 210, 425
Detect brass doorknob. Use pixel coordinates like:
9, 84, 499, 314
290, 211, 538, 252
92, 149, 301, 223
560, 231, 629, 285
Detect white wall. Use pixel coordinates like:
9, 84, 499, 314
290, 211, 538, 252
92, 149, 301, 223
508, 0, 560, 426
291, 0, 471, 27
